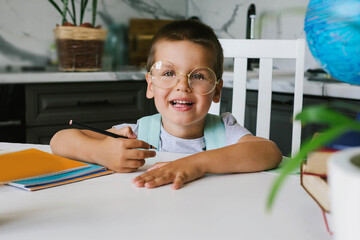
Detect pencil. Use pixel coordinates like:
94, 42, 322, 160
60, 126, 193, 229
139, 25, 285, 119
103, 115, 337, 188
69, 120, 156, 149
69, 120, 126, 139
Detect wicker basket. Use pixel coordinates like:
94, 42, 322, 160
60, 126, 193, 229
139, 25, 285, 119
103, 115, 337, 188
54, 26, 107, 71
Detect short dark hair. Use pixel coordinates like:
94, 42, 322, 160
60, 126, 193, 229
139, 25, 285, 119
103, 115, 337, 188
146, 19, 223, 79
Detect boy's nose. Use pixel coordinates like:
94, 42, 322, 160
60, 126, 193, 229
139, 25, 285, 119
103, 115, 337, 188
175, 73, 191, 92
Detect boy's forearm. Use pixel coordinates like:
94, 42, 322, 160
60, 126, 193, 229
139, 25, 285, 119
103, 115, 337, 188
50, 129, 103, 164
196, 140, 282, 174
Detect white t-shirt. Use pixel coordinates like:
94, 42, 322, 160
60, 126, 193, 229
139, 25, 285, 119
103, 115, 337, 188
113, 112, 252, 154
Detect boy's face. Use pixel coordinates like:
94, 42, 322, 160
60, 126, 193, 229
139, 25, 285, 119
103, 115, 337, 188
145, 40, 223, 135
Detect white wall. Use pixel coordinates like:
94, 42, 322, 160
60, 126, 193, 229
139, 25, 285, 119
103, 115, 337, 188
188, 0, 319, 71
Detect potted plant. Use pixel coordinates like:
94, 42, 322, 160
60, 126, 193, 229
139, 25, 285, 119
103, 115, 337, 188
49, 0, 107, 71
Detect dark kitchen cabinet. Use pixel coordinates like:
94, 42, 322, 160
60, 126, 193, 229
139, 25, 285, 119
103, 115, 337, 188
0, 85, 26, 143
25, 81, 157, 144
1, 81, 157, 144
220, 88, 359, 156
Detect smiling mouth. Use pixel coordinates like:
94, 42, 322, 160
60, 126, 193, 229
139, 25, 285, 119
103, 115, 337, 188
170, 100, 194, 107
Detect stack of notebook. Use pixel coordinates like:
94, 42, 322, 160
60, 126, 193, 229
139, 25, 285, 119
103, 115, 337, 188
0, 148, 113, 191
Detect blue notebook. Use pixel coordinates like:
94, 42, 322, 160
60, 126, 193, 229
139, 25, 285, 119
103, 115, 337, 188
7, 163, 113, 191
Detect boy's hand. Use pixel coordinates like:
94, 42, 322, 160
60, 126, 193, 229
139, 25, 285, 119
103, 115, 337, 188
132, 156, 205, 190
146, 162, 169, 172
96, 127, 156, 173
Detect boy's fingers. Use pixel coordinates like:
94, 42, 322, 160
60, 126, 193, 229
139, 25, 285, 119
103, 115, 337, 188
172, 174, 186, 190
145, 175, 173, 189
133, 172, 186, 189
116, 126, 137, 139
132, 172, 155, 182
122, 139, 153, 150
133, 179, 145, 187
133, 174, 157, 187
126, 148, 156, 160
133, 174, 151, 187
125, 159, 145, 168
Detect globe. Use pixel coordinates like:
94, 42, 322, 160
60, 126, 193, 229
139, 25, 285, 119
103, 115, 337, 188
304, 0, 360, 85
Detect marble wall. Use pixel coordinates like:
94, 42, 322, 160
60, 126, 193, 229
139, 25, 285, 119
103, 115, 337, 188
0, 0, 318, 70
0, 0, 187, 67
188, 0, 318, 70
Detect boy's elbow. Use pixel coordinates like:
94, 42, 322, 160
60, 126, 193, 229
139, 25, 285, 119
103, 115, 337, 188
49, 132, 58, 153
267, 141, 283, 169
49, 130, 64, 154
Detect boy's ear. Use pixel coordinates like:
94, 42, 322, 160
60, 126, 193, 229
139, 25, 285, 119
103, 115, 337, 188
145, 73, 154, 99
212, 79, 223, 103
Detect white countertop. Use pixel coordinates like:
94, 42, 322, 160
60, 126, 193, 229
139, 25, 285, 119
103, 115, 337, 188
222, 71, 360, 100
0, 70, 359, 100
0, 71, 146, 83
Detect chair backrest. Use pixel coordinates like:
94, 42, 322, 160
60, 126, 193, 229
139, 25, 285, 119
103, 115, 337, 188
210, 39, 305, 157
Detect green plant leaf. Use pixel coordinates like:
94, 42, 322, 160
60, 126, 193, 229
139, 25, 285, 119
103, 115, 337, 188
71, 0, 77, 25
66, 9, 75, 24
296, 105, 353, 126
80, 0, 84, 24
62, 0, 69, 25
48, 0, 68, 22
61, 0, 76, 25
80, 0, 89, 24
92, 0, 98, 27
266, 120, 360, 211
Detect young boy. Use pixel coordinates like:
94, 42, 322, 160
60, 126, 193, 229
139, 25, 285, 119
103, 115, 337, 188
50, 20, 282, 190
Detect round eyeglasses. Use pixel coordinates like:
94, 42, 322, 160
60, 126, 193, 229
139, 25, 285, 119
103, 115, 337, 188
147, 61, 221, 95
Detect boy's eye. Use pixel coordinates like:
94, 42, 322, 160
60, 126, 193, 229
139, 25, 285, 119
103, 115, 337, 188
163, 70, 176, 77
191, 73, 206, 80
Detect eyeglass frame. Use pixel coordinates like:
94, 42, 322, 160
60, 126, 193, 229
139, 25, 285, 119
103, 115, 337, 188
147, 60, 222, 95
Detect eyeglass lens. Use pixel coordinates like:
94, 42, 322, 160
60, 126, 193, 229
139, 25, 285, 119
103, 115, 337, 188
150, 61, 217, 95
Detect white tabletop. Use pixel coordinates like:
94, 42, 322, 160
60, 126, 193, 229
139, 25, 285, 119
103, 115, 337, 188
0, 142, 331, 240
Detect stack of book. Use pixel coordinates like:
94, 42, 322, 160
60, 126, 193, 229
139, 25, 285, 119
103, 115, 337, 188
0, 148, 113, 191
301, 130, 360, 235
300, 147, 338, 213
301, 145, 339, 235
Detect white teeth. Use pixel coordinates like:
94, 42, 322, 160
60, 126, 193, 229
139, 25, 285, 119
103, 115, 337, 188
173, 101, 191, 104
171, 100, 193, 106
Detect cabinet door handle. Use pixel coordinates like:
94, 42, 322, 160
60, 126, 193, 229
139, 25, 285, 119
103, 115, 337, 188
272, 99, 294, 105
0, 120, 22, 126
77, 100, 109, 106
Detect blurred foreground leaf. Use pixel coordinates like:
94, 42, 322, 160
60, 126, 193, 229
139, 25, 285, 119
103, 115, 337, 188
267, 104, 360, 211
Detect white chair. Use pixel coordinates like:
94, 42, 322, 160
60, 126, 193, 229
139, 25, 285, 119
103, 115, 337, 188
210, 39, 305, 157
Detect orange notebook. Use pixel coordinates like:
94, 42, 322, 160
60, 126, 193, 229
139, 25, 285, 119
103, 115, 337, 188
0, 148, 89, 183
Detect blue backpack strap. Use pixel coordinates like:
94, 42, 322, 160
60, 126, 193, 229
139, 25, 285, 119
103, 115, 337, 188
137, 113, 161, 150
204, 114, 225, 150
138, 113, 225, 151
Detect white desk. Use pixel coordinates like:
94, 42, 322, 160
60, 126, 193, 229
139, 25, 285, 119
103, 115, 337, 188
0, 142, 331, 240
